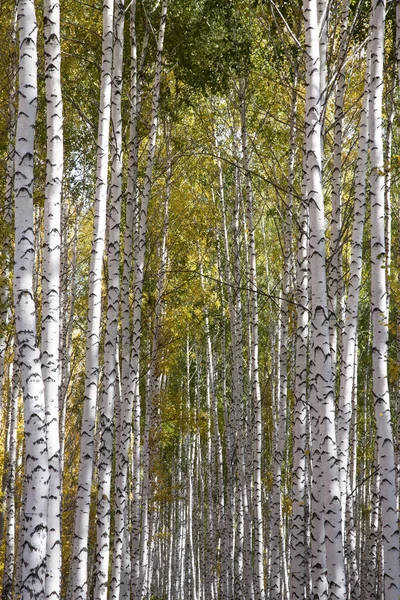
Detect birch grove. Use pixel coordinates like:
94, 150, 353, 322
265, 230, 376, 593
1, 0, 400, 598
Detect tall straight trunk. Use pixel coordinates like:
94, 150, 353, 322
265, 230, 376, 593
365, 451, 380, 599
337, 53, 370, 536
289, 106, 309, 600
303, 1, 346, 597
70, 0, 113, 595
271, 75, 298, 600
291, 190, 309, 599
2, 351, 18, 598
230, 155, 252, 600
239, 80, 265, 600
139, 141, 170, 600
384, 79, 394, 314
328, 0, 349, 380
217, 249, 235, 600
241, 207, 254, 599
130, 5, 168, 596
203, 352, 216, 600
42, 0, 63, 594
113, 5, 148, 597
0, 7, 17, 428
93, 0, 124, 597
185, 339, 198, 600
214, 154, 236, 600
369, 1, 400, 596
202, 298, 226, 599
15, 469, 28, 598
270, 300, 287, 600
345, 349, 359, 599
59, 211, 78, 483
13, 1, 49, 596
139, 362, 152, 599
188, 418, 198, 600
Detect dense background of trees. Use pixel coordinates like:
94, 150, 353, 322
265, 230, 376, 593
0, 0, 400, 598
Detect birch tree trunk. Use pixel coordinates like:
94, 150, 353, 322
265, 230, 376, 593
303, 1, 346, 597
113, 4, 148, 596
140, 138, 170, 600
2, 352, 18, 598
239, 80, 265, 600
337, 52, 370, 546
70, 0, 113, 595
291, 187, 309, 600
0, 6, 17, 429
94, 0, 123, 596
13, 1, 49, 596
369, 1, 400, 596
130, 5, 168, 596
42, 0, 64, 594
327, 0, 348, 381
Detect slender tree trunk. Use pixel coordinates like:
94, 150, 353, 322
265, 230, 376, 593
42, 0, 64, 594
14, 1, 50, 596
2, 351, 18, 598
239, 80, 265, 600
291, 192, 309, 600
303, 1, 346, 597
113, 4, 148, 597
70, 0, 114, 594
93, 0, 124, 596
337, 50, 370, 554
328, 0, 349, 382
59, 211, 78, 483
130, 6, 168, 596
369, 1, 400, 596
0, 6, 17, 430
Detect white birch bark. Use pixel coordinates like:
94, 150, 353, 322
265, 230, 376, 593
0, 8, 17, 551
203, 299, 226, 599
140, 145, 170, 600
337, 53, 369, 538
185, 340, 198, 600
112, 5, 148, 596
291, 193, 309, 600
290, 116, 310, 600
217, 250, 235, 600
327, 0, 348, 380
369, 1, 400, 596
217, 146, 249, 598
59, 211, 78, 482
70, 0, 113, 595
2, 352, 18, 598
214, 146, 237, 600
130, 5, 168, 596
93, 0, 123, 596
42, 0, 63, 594
15, 469, 28, 598
13, 1, 49, 595
233, 160, 253, 600
303, 1, 346, 597
239, 81, 265, 600
0, 6, 17, 428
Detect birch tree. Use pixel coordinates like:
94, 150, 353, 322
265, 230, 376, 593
2, 352, 18, 598
129, 4, 168, 596
94, 0, 124, 596
303, 0, 346, 597
69, 0, 114, 595
42, 0, 64, 594
13, 0, 49, 596
239, 79, 265, 600
369, 1, 400, 596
